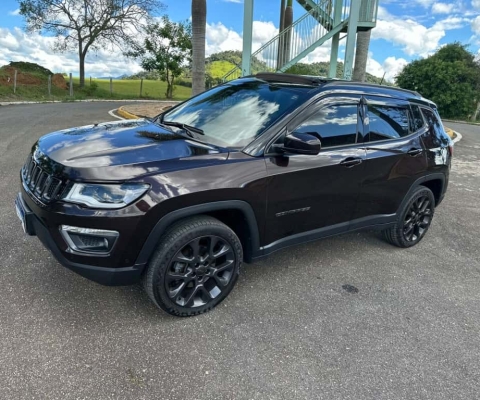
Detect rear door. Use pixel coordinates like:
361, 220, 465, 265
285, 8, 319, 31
353, 96, 428, 220
264, 95, 367, 245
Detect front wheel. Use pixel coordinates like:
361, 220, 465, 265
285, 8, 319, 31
383, 186, 435, 248
144, 216, 243, 317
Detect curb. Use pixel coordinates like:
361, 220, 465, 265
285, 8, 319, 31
117, 106, 140, 120
452, 130, 462, 144
442, 119, 480, 126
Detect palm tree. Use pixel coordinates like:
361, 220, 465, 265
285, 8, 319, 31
282, 0, 293, 67
352, 30, 371, 82
192, 0, 207, 95
276, 0, 286, 70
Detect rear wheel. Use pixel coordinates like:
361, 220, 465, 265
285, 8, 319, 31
144, 216, 243, 317
384, 186, 435, 248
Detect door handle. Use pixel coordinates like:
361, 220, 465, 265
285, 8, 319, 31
407, 148, 423, 157
340, 157, 363, 167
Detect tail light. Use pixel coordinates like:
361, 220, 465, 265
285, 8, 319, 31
448, 143, 454, 157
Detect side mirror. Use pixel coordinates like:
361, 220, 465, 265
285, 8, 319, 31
281, 132, 321, 155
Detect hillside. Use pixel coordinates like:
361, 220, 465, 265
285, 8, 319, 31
0, 61, 191, 101
0, 61, 69, 100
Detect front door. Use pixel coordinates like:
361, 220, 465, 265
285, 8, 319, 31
264, 96, 367, 246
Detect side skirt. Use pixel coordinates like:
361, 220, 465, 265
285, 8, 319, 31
251, 214, 396, 261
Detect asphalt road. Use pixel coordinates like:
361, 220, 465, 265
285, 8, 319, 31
0, 103, 479, 400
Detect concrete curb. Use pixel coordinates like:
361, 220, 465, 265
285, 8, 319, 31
117, 106, 140, 120
442, 119, 480, 126
452, 130, 462, 144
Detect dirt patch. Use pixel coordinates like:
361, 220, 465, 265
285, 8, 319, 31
52, 73, 67, 89
0, 66, 43, 85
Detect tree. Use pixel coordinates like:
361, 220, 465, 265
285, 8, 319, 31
352, 0, 373, 82
127, 16, 192, 99
352, 30, 371, 82
396, 43, 480, 119
191, 0, 206, 96
18, 0, 164, 87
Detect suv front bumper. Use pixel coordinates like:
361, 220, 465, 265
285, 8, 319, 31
15, 192, 145, 286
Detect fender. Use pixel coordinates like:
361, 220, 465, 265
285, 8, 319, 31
135, 200, 261, 265
397, 172, 446, 213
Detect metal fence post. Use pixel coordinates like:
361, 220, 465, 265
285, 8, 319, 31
110, 78, 113, 95
69, 73, 73, 96
140, 78, 143, 97
13, 69, 17, 94
48, 75, 52, 96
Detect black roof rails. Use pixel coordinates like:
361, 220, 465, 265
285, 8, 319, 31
253, 72, 327, 86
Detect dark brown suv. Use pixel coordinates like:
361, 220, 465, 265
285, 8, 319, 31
15, 73, 453, 316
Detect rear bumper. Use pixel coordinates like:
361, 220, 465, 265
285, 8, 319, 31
16, 193, 145, 286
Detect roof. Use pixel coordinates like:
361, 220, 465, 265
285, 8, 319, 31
247, 72, 431, 104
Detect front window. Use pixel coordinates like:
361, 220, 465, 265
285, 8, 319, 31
161, 79, 312, 148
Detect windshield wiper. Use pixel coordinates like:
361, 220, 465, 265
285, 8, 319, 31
161, 121, 205, 138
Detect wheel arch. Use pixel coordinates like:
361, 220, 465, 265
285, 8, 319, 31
397, 173, 446, 213
135, 201, 261, 265
421, 176, 445, 205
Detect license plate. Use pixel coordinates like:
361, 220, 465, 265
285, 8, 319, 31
15, 195, 27, 234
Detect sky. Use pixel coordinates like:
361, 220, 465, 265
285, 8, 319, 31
1, 0, 480, 82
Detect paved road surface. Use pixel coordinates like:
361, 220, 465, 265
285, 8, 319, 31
0, 103, 479, 399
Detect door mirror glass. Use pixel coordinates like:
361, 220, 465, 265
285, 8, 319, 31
282, 132, 321, 155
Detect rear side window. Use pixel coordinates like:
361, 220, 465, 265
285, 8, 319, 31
367, 104, 410, 142
410, 105, 425, 132
421, 107, 450, 148
294, 104, 358, 148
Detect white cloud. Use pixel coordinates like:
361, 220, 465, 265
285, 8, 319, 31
382, 56, 409, 82
0, 27, 142, 78
414, 0, 436, 7
222, 0, 242, 3
373, 6, 466, 57
8, 9, 20, 16
431, 3, 455, 13
364, 53, 408, 82
472, 15, 480, 34
473, 0, 480, 9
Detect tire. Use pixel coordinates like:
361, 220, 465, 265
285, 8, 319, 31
143, 216, 243, 317
383, 186, 435, 248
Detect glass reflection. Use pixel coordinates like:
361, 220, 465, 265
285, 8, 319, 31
162, 80, 311, 148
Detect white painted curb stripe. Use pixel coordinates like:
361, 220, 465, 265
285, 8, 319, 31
452, 131, 462, 144
108, 108, 125, 120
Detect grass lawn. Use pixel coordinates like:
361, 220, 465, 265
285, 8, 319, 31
0, 77, 191, 102
74, 78, 192, 101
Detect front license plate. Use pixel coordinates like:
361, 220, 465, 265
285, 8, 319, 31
15, 194, 27, 234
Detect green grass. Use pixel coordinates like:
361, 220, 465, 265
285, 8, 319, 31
0, 76, 192, 102
0, 82, 68, 101
73, 78, 192, 100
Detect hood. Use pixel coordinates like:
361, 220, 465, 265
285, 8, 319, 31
35, 119, 229, 181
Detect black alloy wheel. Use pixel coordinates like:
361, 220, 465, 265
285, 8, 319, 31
166, 236, 236, 308
144, 216, 243, 317
384, 186, 436, 248
402, 195, 433, 243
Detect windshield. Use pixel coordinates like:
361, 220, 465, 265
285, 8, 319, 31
161, 79, 312, 148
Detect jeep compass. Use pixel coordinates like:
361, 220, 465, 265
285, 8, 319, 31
15, 73, 453, 316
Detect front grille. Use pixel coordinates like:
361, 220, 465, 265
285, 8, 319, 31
22, 155, 67, 203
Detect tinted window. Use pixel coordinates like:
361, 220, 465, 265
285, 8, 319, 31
367, 104, 410, 141
421, 107, 450, 148
410, 105, 425, 132
294, 104, 358, 148
162, 80, 311, 148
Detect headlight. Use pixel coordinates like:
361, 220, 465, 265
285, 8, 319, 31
63, 183, 149, 209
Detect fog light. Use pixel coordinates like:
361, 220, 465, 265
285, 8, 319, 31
60, 225, 119, 254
